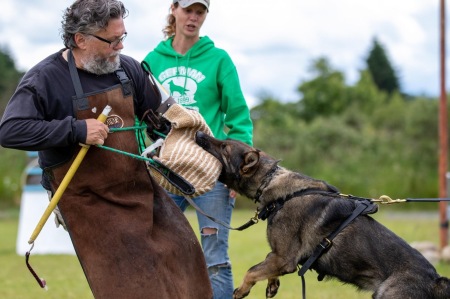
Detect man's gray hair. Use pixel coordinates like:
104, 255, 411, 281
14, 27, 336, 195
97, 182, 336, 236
61, 0, 128, 49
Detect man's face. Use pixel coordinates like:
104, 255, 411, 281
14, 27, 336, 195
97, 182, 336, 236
81, 18, 126, 75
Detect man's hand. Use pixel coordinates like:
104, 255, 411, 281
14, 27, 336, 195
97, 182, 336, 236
85, 119, 109, 145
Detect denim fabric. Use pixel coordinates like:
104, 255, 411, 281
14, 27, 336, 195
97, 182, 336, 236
170, 182, 235, 299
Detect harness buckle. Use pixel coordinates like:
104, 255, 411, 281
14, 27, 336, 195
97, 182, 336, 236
266, 202, 276, 212
319, 238, 332, 249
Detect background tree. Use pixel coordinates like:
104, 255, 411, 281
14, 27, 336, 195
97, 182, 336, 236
249, 48, 440, 210
0, 46, 23, 115
366, 37, 401, 94
297, 57, 350, 122
0, 46, 26, 207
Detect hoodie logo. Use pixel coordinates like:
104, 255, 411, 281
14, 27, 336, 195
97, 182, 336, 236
159, 67, 206, 109
168, 80, 189, 97
164, 78, 197, 106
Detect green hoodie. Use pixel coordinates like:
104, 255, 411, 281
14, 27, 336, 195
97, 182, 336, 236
143, 36, 253, 146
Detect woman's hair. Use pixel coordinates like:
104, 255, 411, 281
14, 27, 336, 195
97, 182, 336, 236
61, 0, 128, 49
162, 3, 178, 39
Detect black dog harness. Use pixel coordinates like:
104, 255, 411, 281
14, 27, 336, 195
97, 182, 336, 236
256, 188, 378, 299
297, 197, 377, 275
257, 189, 378, 273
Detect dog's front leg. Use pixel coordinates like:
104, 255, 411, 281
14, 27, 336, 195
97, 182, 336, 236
233, 252, 294, 299
266, 277, 280, 298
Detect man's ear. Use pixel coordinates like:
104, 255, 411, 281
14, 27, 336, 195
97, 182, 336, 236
74, 32, 88, 50
242, 151, 260, 173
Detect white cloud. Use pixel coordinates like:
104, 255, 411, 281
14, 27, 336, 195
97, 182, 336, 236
0, 0, 445, 107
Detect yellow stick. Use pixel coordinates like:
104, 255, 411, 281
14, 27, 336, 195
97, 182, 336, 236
28, 105, 112, 244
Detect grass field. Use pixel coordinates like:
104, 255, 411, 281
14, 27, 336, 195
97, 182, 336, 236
1, 207, 450, 299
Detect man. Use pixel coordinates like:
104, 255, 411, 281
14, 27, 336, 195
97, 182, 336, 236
0, 1, 212, 298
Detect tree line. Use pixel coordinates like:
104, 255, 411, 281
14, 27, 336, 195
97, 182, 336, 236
250, 38, 441, 210
0, 38, 447, 210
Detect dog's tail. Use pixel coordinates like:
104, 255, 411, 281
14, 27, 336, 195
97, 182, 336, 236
433, 276, 450, 299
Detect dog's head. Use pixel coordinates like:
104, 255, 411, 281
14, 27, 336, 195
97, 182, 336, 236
195, 131, 279, 199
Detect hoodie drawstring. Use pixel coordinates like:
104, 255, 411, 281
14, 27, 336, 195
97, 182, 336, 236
182, 53, 191, 93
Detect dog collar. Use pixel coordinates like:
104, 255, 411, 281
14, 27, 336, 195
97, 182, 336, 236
254, 163, 280, 202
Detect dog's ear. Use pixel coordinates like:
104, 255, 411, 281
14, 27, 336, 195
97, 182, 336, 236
326, 182, 339, 193
242, 151, 260, 173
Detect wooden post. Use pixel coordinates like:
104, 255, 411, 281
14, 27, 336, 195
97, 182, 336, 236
439, 0, 448, 249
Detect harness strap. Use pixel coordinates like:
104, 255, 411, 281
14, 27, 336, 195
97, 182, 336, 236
297, 199, 376, 299
298, 199, 375, 277
258, 189, 339, 221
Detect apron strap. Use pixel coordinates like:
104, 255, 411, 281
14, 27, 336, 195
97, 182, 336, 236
68, 50, 89, 111
115, 68, 133, 97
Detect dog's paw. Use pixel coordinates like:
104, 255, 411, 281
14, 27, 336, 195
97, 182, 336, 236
266, 278, 280, 298
233, 288, 249, 299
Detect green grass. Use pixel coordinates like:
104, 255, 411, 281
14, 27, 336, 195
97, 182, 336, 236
1, 208, 450, 298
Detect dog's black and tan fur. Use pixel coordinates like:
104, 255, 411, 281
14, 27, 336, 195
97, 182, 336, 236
195, 131, 450, 299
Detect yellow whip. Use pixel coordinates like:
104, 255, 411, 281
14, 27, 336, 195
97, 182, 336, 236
28, 105, 112, 244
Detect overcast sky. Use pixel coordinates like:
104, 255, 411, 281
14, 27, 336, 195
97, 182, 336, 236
0, 0, 445, 107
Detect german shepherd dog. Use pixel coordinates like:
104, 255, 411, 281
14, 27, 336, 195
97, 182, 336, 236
195, 131, 450, 299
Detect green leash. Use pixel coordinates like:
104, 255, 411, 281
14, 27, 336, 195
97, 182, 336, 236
99, 124, 194, 195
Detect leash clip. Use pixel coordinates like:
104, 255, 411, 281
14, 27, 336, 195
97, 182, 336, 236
373, 195, 407, 204
251, 210, 259, 224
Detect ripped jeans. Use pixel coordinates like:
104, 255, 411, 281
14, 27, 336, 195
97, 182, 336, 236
169, 182, 235, 299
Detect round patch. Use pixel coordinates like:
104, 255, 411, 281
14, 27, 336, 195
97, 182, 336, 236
106, 115, 124, 129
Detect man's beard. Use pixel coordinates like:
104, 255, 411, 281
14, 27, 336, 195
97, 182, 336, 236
81, 52, 120, 75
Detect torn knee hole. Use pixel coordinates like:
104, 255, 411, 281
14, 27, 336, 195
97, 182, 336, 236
201, 227, 217, 235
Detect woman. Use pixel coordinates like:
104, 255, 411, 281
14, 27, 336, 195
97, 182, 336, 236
143, 0, 253, 298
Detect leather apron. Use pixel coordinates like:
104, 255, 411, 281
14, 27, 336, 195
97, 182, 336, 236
49, 52, 212, 299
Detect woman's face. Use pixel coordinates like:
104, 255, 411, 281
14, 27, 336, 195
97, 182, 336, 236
173, 3, 207, 38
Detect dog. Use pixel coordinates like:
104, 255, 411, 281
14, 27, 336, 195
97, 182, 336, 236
168, 80, 188, 96
195, 131, 450, 299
